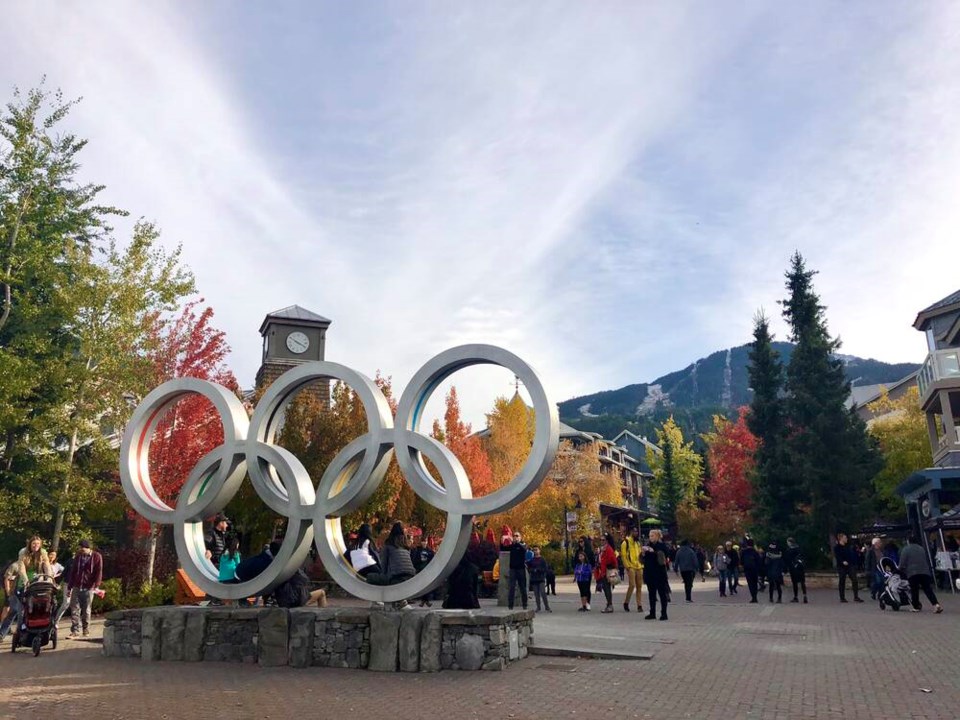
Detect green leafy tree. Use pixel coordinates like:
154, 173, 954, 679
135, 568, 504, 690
867, 386, 932, 518
779, 252, 882, 546
647, 416, 702, 531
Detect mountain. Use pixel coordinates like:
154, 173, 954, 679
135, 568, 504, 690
560, 342, 919, 423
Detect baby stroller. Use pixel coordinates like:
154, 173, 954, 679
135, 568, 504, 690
877, 557, 910, 612
10, 575, 59, 656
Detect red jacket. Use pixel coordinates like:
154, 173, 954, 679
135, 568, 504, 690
598, 545, 617, 574
67, 551, 102, 590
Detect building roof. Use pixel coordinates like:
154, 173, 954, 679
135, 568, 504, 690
845, 370, 919, 410
914, 290, 960, 331
259, 305, 332, 334
612, 429, 662, 455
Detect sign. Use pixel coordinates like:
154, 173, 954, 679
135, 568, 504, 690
120, 345, 560, 603
565, 511, 577, 523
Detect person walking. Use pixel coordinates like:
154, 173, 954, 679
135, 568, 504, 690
642, 530, 670, 621
834, 533, 863, 603
507, 531, 529, 610
784, 537, 808, 603
620, 527, 644, 613
765, 541, 784, 603
695, 544, 707, 582
674, 540, 698, 602
713, 545, 730, 597
573, 551, 593, 612
527, 547, 552, 613
740, 539, 761, 603
899, 537, 943, 613
67, 539, 102, 639
597, 534, 618, 613
725, 541, 740, 595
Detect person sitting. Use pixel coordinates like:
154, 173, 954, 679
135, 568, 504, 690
443, 553, 481, 610
369, 522, 416, 586
349, 524, 380, 577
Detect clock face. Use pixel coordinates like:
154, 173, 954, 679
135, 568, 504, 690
285, 331, 310, 354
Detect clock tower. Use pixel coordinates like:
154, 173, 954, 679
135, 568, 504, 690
255, 305, 332, 406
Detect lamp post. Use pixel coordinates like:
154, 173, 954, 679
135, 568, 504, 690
564, 493, 583, 573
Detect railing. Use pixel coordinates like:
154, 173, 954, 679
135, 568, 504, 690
917, 349, 960, 398
937, 425, 960, 451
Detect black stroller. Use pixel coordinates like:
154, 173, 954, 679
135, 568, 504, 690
10, 575, 59, 656
877, 557, 911, 612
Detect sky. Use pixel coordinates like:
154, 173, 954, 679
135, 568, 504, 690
2, 2, 959, 428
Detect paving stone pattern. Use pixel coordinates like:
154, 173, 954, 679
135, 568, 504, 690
5, 580, 960, 719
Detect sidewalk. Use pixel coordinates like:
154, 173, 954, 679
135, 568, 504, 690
1, 574, 958, 720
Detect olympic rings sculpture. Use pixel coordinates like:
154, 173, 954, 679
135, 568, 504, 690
120, 345, 559, 603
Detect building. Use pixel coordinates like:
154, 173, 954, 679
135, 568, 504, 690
897, 290, 960, 578
557, 423, 654, 511
847, 370, 920, 424
255, 305, 332, 405
610, 429, 661, 512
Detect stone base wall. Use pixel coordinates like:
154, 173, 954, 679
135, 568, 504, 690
104, 606, 534, 672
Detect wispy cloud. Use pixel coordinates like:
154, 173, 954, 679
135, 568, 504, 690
1, 2, 956, 428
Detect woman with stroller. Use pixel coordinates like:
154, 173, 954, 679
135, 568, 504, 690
17, 536, 52, 585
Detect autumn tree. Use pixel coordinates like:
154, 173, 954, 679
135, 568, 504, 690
142, 301, 237, 583
867, 386, 932, 518
485, 392, 535, 491
646, 416, 702, 530
702, 407, 758, 513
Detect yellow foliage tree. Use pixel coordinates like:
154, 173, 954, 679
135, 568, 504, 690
867, 386, 933, 518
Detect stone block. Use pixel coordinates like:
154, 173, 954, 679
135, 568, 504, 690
419, 613, 442, 673
289, 610, 316, 669
508, 629, 519, 660
368, 611, 401, 672
482, 656, 505, 671
455, 633, 485, 671
489, 625, 506, 645
183, 611, 206, 662
159, 609, 186, 662
257, 607, 289, 667
398, 612, 423, 673
346, 647, 360, 667
497, 551, 511, 606
140, 610, 161, 662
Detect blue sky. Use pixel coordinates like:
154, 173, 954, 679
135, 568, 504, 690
2, 3, 958, 427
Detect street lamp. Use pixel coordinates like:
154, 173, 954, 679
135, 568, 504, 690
564, 492, 583, 573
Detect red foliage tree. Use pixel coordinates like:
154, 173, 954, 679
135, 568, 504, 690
704, 406, 759, 513
441, 387, 494, 496
141, 301, 238, 583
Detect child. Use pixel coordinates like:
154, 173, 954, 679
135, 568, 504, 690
545, 563, 557, 596
573, 551, 593, 612
526, 547, 552, 612
218, 535, 242, 605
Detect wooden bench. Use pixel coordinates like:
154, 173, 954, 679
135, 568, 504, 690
174, 569, 205, 605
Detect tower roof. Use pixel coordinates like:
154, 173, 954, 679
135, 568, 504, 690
914, 290, 960, 331
259, 305, 331, 334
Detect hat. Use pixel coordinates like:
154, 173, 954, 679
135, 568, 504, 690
79, 539, 91, 548
214, 513, 229, 524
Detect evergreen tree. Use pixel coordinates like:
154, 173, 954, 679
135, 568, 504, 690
647, 416, 702, 532
746, 311, 796, 537
779, 252, 882, 545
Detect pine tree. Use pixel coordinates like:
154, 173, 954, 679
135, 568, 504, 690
746, 311, 796, 537
647, 416, 702, 532
779, 252, 882, 545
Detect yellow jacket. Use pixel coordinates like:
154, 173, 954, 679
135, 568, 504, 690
492, 559, 500, 581
621, 537, 644, 571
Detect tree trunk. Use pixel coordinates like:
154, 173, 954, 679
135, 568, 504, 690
51, 426, 80, 553
146, 523, 158, 586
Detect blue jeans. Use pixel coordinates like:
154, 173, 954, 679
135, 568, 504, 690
718, 569, 729, 595
0, 591, 22, 639
729, 567, 740, 592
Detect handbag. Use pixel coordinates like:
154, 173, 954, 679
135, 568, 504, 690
605, 568, 620, 587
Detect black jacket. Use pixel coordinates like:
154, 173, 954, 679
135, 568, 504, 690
508, 542, 528, 570
784, 545, 804, 572
411, 546, 434, 573
642, 541, 669, 583
235, 549, 272, 583
204, 527, 227, 567
740, 547, 761, 573
727, 548, 740, 569
527, 556, 549, 583
834, 543, 857, 570
765, 550, 784, 581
